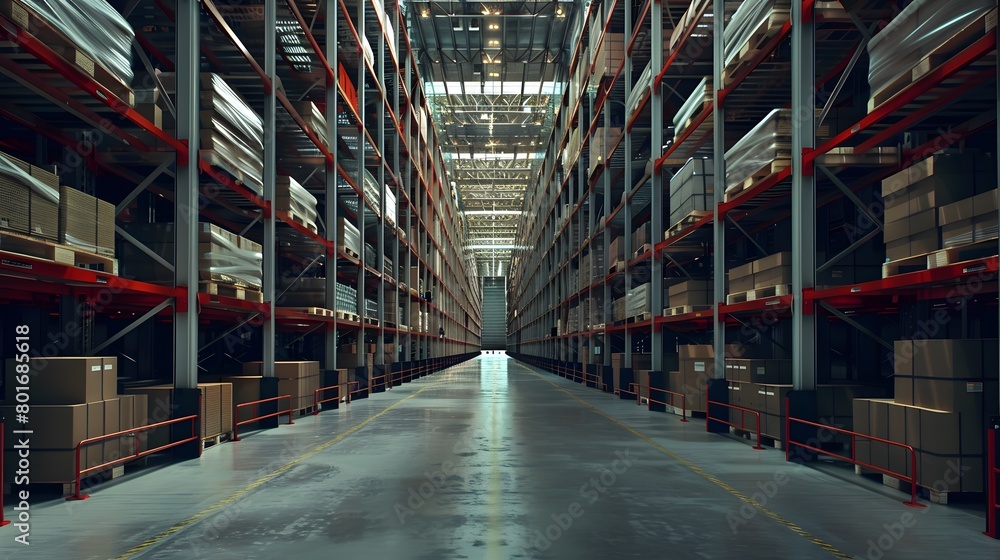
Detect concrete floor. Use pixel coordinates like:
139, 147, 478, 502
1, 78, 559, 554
1, 354, 998, 559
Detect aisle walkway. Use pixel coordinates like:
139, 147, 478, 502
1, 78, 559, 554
1, 355, 998, 559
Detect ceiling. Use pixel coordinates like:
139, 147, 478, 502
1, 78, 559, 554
407, 0, 579, 277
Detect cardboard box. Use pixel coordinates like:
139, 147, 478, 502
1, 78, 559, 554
895, 376, 914, 405
758, 384, 791, 416
919, 452, 982, 493
753, 252, 792, 273
893, 341, 913, 376
102, 357, 117, 400
223, 376, 262, 424
911, 339, 989, 378
0, 404, 87, 449
4, 357, 103, 404
4, 450, 78, 483
868, 399, 892, 472
103, 398, 120, 465
729, 262, 754, 280
118, 395, 135, 432
754, 266, 792, 288
912, 378, 995, 414
853, 398, 871, 435
219, 382, 233, 434
133, 394, 148, 428
86, 401, 104, 470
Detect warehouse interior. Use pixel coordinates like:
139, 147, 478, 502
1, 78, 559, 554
0, 0, 999, 557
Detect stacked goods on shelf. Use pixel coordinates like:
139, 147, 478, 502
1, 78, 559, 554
338, 344, 375, 378
2, 0, 135, 103
219, 376, 261, 423
609, 236, 624, 271
408, 266, 424, 294
159, 73, 264, 194
293, 101, 328, 148
625, 283, 651, 319
866, 0, 996, 110
589, 32, 625, 89
631, 223, 650, 252
275, 177, 318, 232
365, 298, 378, 319
665, 280, 712, 314
242, 361, 320, 413
2, 357, 141, 483
591, 246, 606, 284
881, 152, 993, 263
673, 78, 713, 142
726, 252, 790, 301
562, 126, 582, 171
612, 296, 626, 323
59, 186, 115, 256
668, 0, 723, 53
855, 339, 998, 493
589, 127, 623, 176
364, 243, 376, 265
722, 0, 791, 78
669, 158, 714, 228
0, 151, 60, 241
126, 382, 233, 446
336, 217, 362, 258
119, 223, 263, 297
627, 62, 653, 119
724, 108, 791, 196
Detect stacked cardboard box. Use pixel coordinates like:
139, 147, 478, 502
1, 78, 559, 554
609, 236, 625, 268
337, 217, 362, 257
631, 224, 650, 251
2, 357, 142, 483
881, 153, 990, 261
0, 151, 60, 241
939, 189, 998, 249
221, 376, 262, 424
589, 127, 623, 176
241, 361, 320, 413
669, 158, 714, 227
589, 33, 625, 87
612, 297, 626, 323
611, 353, 625, 390
727, 252, 791, 294
59, 186, 115, 256
275, 176, 318, 231
854, 338, 998, 492
666, 280, 712, 310
625, 283, 651, 318
119, 222, 263, 289
126, 381, 233, 445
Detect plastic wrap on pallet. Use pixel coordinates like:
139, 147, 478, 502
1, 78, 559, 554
0, 152, 59, 208
723, 0, 781, 67
867, 0, 994, 95
202, 228, 263, 289
724, 108, 789, 192
673, 77, 710, 133
627, 62, 653, 118
278, 176, 318, 225
22, 0, 135, 85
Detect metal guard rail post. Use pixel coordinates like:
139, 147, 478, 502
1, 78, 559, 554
785, 408, 924, 508
313, 383, 353, 415
624, 383, 642, 404
67, 413, 199, 501
346, 380, 363, 399
705, 394, 764, 450
987, 427, 998, 538
233, 395, 294, 441
371, 374, 388, 391
647, 387, 689, 422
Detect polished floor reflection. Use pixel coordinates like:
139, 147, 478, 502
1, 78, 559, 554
0, 355, 997, 559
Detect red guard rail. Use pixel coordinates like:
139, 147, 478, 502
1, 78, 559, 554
622, 382, 641, 402
233, 395, 293, 441
984, 427, 998, 538
67, 414, 199, 500
371, 374, 389, 391
1, 422, 9, 526
346, 380, 365, 398
313, 383, 355, 414
705, 395, 764, 450
648, 387, 688, 422
785, 409, 924, 508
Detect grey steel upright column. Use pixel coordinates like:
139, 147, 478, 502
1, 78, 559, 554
324, 0, 341, 403
707, 0, 728, 431
262, 0, 277, 379
173, 0, 201, 455
376, 18, 386, 387
356, 0, 368, 386
649, 0, 665, 386
791, 0, 816, 391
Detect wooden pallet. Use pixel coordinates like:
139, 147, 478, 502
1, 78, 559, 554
721, 6, 791, 86
879, 475, 965, 505
663, 304, 713, 317
868, 9, 997, 112
882, 238, 998, 278
625, 312, 652, 324
633, 244, 651, 258
0, 229, 118, 274
339, 246, 361, 260
202, 431, 233, 449
281, 210, 318, 234
285, 306, 335, 317
724, 160, 791, 202
609, 260, 625, 274
200, 282, 264, 303
665, 210, 712, 239
335, 310, 361, 323
725, 284, 792, 305
364, 317, 379, 326
0, 0, 135, 105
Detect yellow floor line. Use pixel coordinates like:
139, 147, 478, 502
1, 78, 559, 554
114, 384, 437, 560
526, 369, 853, 560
